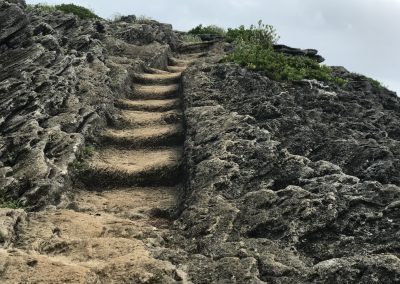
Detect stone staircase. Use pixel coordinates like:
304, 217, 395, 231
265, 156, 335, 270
0, 53, 202, 283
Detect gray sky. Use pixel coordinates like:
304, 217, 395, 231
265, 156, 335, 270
27, 0, 400, 94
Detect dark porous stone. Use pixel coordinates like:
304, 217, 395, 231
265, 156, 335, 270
273, 44, 325, 63
174, 48, 400, 282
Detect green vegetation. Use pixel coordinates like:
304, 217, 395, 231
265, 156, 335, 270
225, 21, 347, 85
188, 24, 226, 36
81, 146, 95, 157
364, 76, 384, 89
226, 21, 279, 45
0, 198, 22, 209
26, 3, 57, 13
135, 15, 154, 24
55, 4, 100, 19
181, 34, 202, 43
72, 146, 95, 171
27, 3, 100, 19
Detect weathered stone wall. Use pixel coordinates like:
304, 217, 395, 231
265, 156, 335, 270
178, 53, 400, 283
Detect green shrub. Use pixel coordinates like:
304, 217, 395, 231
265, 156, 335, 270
135, 15, 154, 24
55, 4, 100, 19
181, 34, 202, 43
0, 199, 22, 209
364, 76, 384, 89
226, 20, 279, 46
27, 3, 100, 19
26, 4, 57, 13
188, 24, 226, 36
225, 21, 346, 86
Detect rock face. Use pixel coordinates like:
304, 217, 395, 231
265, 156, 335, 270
273, 44, 325, 63
177, 46, 400, 283
113, 18, 180, 50
0, 0, 179, 209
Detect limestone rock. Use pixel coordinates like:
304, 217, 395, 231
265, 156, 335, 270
177, 50, 400, 282
273, 44, 325, 62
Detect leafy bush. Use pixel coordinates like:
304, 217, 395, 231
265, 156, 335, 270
364, 76, 384, 89
55, 4, 100, 19
26, 4, 57, 13
0, 199, 22, 209
181, 34, 202, 43
188, 24, 226, 36
27, 3, 100, 19
225, 21, 346, 85
135, 15, 154, 24
226, 20, 279, 46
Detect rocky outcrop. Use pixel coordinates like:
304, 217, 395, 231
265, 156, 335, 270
176, 46, 400, 283
0, 0, 180, 209
113, 18, 181, 50
273, 44, 325, 62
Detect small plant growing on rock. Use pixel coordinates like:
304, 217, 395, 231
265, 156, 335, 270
55, 4, 100, 19
26, 4, 57, 13
364, 76, 384, 89
135, 15, 154, 24
0, 199, 22, 209
81, 146, 95, 157
188, 24, 226, 36
181, 34, 202, 43
71, 146, 95, 171
27, 3, 100, 19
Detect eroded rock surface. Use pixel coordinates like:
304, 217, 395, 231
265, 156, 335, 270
174, 48, 400, 283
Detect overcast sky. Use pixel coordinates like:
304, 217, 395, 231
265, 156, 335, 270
27, 0, 400, 94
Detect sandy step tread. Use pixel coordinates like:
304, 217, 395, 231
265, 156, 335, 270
1, 239, 177, 283
116, 98, 180, 111
88, 147, 182, 174
102, 124, 182, 139
132, 84, 180, 99
21, 210, 166, 245
167, 66, 186, 73
100, 124, 184, 147
169, 57, 192, 67
133, 72, 181, 84
72, 187, 177, 216
81, 147, 183, 187
177, 52, 206, 59
145, 67, 171, 74
118, 109, 182, 126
